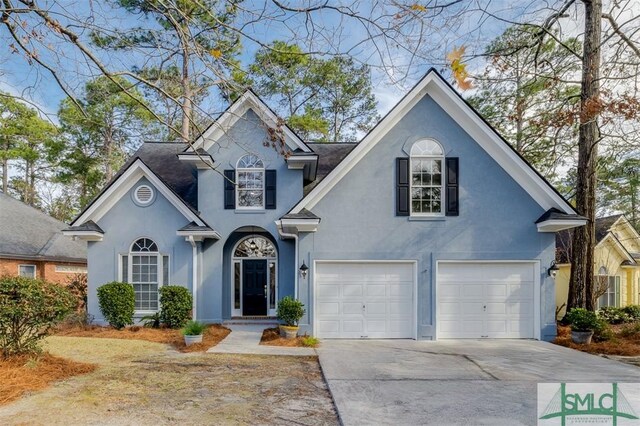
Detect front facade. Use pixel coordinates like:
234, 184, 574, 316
556, 215, 640, 318
66, 70, 585, 341
0, 192, 87, 285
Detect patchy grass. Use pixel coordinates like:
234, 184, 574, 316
260, 327, 320, 348
0, 354, 95, 406
554, 324, 640, 356
0, 336, 338, 425
54, 324, 230, 352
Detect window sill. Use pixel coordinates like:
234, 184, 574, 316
408, 216, 446, 221
234, 209, 266, 214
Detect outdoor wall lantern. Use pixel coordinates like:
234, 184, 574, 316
548, 261, 559, 278
299, 262, 309, 279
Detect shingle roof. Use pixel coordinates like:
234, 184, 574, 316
178, 222, 215, 232
556, 215, 624, 263
303, 143, 357, 195
116, 142, 198, 210
0, 191, 86, 262
535, 207, 587, 224
280, 209, 320, 220
64, 220, 104, 233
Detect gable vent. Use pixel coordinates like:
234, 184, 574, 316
134, 185, 154, 205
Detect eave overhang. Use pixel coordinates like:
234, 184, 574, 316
275, 218, 320, 234
177, 152, 215, 169
537, 219, 588, 232
286, 154, 319, 181
62, 230, 104, 242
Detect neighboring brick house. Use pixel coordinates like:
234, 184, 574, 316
0, 191, 86, 284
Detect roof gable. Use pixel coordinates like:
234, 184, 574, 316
289, 68, 577, 216
70, 158, 207, 227
190, 90, 311, 154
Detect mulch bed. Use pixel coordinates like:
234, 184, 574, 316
0, 353, 96, 405
259, 327, 318, 347
554, 324, 640, 356
54, 324, 231, 353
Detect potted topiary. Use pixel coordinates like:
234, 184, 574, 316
565, 308, 602, 344
277, 296, 305, 339
182, 320, 206, 346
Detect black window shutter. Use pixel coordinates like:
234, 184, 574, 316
396, 158, 410, 216
265, 170, 276, 209
445, 157, 459, 216
224, 169, 235, 209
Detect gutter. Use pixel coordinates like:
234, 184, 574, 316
187, 236, 198, 319
276, 221, 299, 300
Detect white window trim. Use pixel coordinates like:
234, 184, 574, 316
410, 140, 445, 217
119, 238, 168, 315
230, 235, 278, 317
597, 275, 621, 308
235, 155, 265, 211
19, 264, 36, 278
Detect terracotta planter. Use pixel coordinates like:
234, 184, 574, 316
184, 334, 203, 346
279, 325, 299, 339
571, 330, 594, 345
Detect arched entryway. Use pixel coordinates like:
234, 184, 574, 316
231, 235, 278, 317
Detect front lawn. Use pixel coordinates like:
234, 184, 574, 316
0, 336, 338, 425
555, 324, 640, 356
54, 324, 230, 352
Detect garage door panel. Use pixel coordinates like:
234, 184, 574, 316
315, 262, 414, 339
437, 262, 535, 339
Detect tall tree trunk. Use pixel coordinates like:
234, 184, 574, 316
568, 0, 602, 312
180, 39, 192, 143
2, 158, 7, 193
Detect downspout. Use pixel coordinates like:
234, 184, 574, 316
276, 221, 299, 300
187, 236, 198, 320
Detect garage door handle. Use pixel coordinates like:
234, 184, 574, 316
483, 305, 486, 311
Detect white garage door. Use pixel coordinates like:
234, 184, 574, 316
315, 262, 415, 338
437, 262, 536, 339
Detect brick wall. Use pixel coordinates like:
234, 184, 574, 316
0, 257, 87, 285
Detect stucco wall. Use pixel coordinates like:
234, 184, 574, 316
298, 94, 557, 340
195, 108, 303, 321
87, 176, 193, 323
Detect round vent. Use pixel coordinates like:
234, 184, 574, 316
134, 185, 154, 206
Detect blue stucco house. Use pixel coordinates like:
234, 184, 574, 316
64, 69, 586, 341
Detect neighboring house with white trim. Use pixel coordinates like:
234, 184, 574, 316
0, 191, 86, 284
65, 69, 585, 341
556, 215, 640, 317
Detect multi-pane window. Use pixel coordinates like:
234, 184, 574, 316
236, 154, 265, 209
410, 140, 444, 215
19, 264, 36, 278
597, 274, 621, 308
121, 238, 167, 312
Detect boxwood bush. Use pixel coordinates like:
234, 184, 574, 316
159, 285, 192, 328
0, 276, 75, 356
566, 308, 604, 332
97, 282, 135, 329
277, 296, 305, 326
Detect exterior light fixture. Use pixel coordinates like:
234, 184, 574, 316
548, 261, 559, 278
299, 262, 309, 279
249, 240, 257, 251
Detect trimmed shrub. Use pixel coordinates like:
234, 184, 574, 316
97, 282, 135, 329
182, 320, 206, 336
277, 296, 305, 326
622, 305, 640, 322
597, 306, 631, 324
159, 286, 192, 328
566, 308, 604, 332
0, 276, 75, 356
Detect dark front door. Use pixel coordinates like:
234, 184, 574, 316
243, 259, 267, 316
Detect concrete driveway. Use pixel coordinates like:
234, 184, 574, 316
317, 339, 640, 426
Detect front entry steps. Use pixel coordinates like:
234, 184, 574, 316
224, 317, 279, 326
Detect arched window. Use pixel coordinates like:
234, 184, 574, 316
410, 139, 444, 215
236, 154, 265, 209
120, 238, 168, 312
234, 236, 276, 258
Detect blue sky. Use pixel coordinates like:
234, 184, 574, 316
0, 1, 538, 122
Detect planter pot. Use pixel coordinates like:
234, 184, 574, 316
184, 334, 203, 346
279, 325, 299, 340
571, 330, 594, 345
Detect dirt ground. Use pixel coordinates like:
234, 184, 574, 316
555, 324, 640, 356
0, 336, 338, 425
